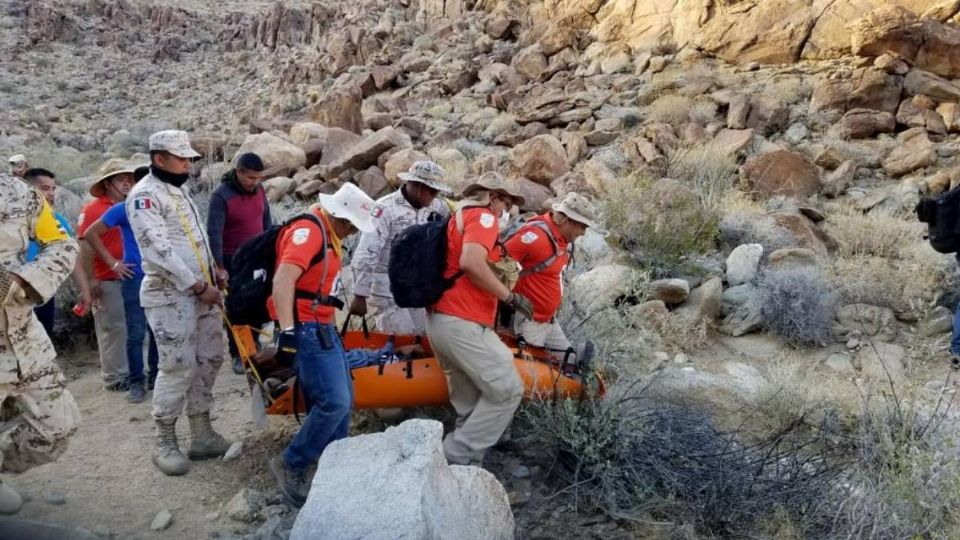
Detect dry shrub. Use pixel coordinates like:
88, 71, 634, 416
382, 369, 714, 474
666, 146, 738, 211
688, 98, 718, 125
647, 94, 694, 125
825, 206, 919, 259
601, 175, 719, 278
765, 76, 810, 106
758, 268, 838, 346
645, 310, 709, 354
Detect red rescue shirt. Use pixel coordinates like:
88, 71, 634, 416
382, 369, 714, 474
267, 209, 342, 324
504, 214, 571, 322
434, 207, 501, 327
78, 195, 124, 281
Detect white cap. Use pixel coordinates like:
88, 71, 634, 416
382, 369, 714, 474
148, 130, 200, 159
8, 154, 26, 165
318, 183, 378, 234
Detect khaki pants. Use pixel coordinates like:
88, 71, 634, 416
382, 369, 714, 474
146, 295, 227, 420
368, 294, 427, 335
426, 313, 522, 465
94, 280, 128, 385
514, 314, 572, 357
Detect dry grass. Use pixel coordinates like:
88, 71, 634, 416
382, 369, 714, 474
645, 310, 710, 354
825, 205, 920, 259
687, 98, 718, 125
666, 145, 738, 211
647, 94, 694, 125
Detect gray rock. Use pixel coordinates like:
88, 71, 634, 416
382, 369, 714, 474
721, 298, 763, 337
721, 283, 757, 316
725, 244, 763, 286
823, 354, 854, 374
222, 441, 243, 462
647, 278, 690, 305
507, 462, 530, 479
569, 264, 638, 314
784, 123, 809, 143
766, 248, 819, 271
291, 420, 514, 540
922, 306, 953, 336
43, 493, 66, 505
676, 277, 723, 323
226, 488, 265, 523
151, 509, 173, 531
856, 342, 906, 384
835, 304, 897, 340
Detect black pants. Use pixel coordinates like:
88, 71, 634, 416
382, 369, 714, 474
34, 297, 56, 337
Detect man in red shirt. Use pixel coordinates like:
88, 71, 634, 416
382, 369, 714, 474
267, 183, 376, 507
427, 172, 533, 466
503, 192, 600, 359
78, 161, 134, 391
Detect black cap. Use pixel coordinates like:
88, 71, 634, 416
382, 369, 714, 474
236, 153, 265, 172
133, 165, 150, 182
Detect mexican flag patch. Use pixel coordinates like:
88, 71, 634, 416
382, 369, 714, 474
134, 198, 152, 210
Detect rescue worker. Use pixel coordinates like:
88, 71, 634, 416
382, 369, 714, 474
349, 160, 451, 335
84, 164, 160, 404
267, 183, 377, 507
7, 155, 28, 178
127, 130, 231, 476
0, 172, 81, 514
207, 152, 271, 374
503, 192, 600, 360
79, 161, 135, 391
426, 172, 533, 466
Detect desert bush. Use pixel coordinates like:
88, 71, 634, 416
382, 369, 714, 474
666, 146, 738, 211
758, 268, 837, 346
601, 175, 719, 278
718, 211, 797, 254
687, 98, 718, 125
643, 310, 709, 354
825, 206, 919, 259
647, 94, 694, 125
765, 76, 811, 106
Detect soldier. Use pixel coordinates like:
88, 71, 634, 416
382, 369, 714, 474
127, 130, 231, 476
349, 161, 451, 335
0, 172, 81, 514
7, 155, 27, 178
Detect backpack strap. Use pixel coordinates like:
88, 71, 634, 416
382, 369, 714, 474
282, 213, 345, 312
510, 221, 569, 277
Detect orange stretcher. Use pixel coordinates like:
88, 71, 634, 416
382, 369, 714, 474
231, 326, 604, 417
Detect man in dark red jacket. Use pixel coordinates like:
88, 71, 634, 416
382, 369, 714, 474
207, 153, 271, 373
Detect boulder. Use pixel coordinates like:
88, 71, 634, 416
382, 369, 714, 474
427, 148, 470, 194
916, 20, 960, 80
383, 149, 430, 188
675, 277, 723, 323
835, 303, 897, 340
815, 147, 847, 170
509, 135, 570, 186
810, 68, 902, 114
897, 99, 947, 134
190, 134, 228, 162
921, 306, 953, 336
511, 44, 548, 82
233, 133, 306, 178
903, 69, 960, 101
855, 342, 906, 384
850, 6, 924, 61
357, 166, 389, 198
263, 176, 296, 203
570, 264, 638, 314
727, 95, 750, 129
745, 96, 789, 135
766, 247, 820, 271
937, 102, 960, 132
708, 128, 755, 157
581, 159, 618, 193
318, 128, 362, 167
295, 179, 325, 199
771, 212, 835, 256
882, 128, 937, 177
874, 53, 910, 75
721, 283, 757, 317
740, 150, 821, 199
290, 122, 328, 146
721, 298, 764, 337
836, 108, 895, 139
647, 279, 690, 305
226, 488, 265, 523
633, 300, 669, 324
309, 85, 363, 134
539, 25, 577, 56
725, 244, 763, 286
324, 127, 410, 179
514, 178, 554, 213
291, 420, 513, 540
821, 161, 857, 198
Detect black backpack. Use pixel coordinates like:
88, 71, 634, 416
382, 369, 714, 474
388, 211, 464, 308
226, 213, 340, 327
917, 187, 960, 254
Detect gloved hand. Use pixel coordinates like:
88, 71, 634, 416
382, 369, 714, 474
505, 292, 534, 320
275, 328, 298, 367
0, 270, 30, 307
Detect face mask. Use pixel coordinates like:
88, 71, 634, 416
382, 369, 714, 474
499, 209, 511, 230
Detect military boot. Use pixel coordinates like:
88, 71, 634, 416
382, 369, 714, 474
187, 412, 231, 460
153, 417, 190, 476
0, 479, 23, 515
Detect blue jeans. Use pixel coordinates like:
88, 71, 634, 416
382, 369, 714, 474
952, 301, 960, 356
283, 323, 354, 472
122, 276, 159, 386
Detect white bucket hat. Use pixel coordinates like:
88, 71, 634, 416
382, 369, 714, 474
148, 130, 200, 159
7, 154, 26, 166
318, 182, 378, 233
552, 192, 600, 230
397, 160, 452, 193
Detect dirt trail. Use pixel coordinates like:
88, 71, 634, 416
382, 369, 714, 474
1, 350, 296, 539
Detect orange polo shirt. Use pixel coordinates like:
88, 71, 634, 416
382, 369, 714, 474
77, 195, 123, 281
434, 207, 502, 327
504, 214, 571, 322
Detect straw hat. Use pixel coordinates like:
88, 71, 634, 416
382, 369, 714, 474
317, 183, 378, 233
90, 159, 136, 197
460, 172, 525, 208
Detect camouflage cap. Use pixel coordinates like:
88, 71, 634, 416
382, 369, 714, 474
553, 192, 600, 230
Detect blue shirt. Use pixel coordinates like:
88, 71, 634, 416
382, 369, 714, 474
101, 202, 143, 278
26, 212, 74, 262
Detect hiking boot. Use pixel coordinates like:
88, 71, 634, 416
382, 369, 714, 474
104, 379, 130, 392
0, 480, 23, 515
127, 383, 146, 404
153, 418, 190, 476
268, 456, 307, 508
231, 356, 245, 375
187, 412, 231, 460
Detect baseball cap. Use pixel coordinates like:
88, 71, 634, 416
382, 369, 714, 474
148, 130, 201, 159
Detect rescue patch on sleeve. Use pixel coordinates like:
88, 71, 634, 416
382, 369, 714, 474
292, 227, 311, 245
520, 231, 538, 244
134, 197, 153, 210
479, 213, 495, 229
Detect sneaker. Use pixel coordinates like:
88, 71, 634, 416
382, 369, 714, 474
268, 456, 307, 508
104, 379, 130, 392
127, 383, 146, 404
231, 356, 245, 375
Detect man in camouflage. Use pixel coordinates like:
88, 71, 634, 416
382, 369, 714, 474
0, 172, 81, 514
127, 130, 231, 476
349, 161, 451, 335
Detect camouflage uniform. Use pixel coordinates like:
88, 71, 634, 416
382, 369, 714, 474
126, 173, 227, 420
0, 173, 80, 473
352, 189, 449, 334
